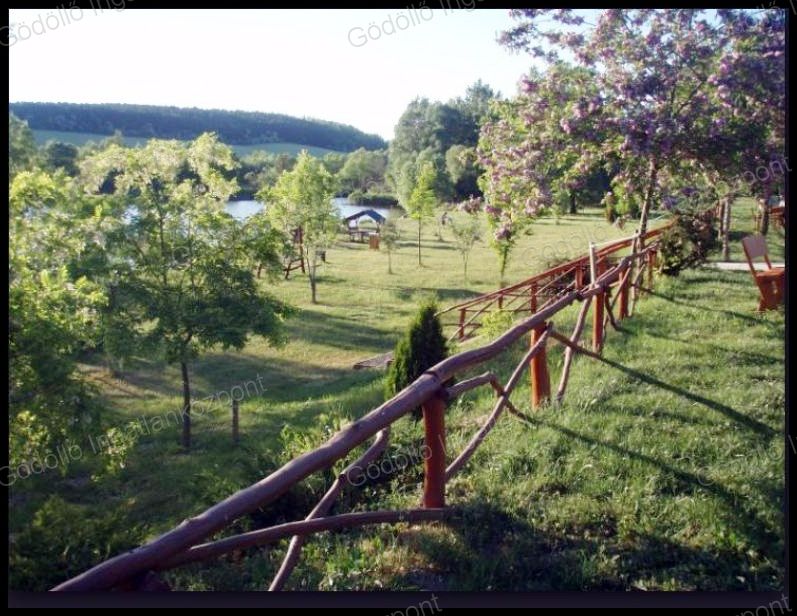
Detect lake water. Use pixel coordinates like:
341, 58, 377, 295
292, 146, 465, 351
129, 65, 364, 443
226, 197, 397, 221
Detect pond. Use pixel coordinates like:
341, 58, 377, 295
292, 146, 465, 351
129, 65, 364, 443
226, 197, 399, 221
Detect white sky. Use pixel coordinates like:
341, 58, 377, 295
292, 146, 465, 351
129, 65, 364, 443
8, 8, 539, 142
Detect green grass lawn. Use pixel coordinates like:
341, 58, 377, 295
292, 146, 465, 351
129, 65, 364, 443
31, 129, 342, 158
8, 204, 784, 591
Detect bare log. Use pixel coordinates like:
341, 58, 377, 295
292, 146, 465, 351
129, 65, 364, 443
268, 428, 390, 591
159, 509, 449, 571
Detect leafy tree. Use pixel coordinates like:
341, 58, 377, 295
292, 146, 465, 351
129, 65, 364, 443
261, 150, 340, 304
81, 133, 293, 450
42, 141, 80, 176
445, 144, 482, 200
9, 169, 106, 467
406, 161, 439, 266
496, 9, 785, 241
449, 206, 483, 283
384, 299, 449, 420
380, 214, 401, 274
321, 152, 348, 176
337, 148, 388, 194
9, 112, 38, 179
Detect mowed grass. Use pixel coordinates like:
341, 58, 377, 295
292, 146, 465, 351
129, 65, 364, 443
8, 204, 784, 592
31, 129, 341, 157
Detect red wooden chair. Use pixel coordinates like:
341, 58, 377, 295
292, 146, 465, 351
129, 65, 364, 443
741, 234, 785, 311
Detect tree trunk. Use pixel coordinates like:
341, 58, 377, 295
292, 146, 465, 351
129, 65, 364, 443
418, 221, 422, 266
569, 191, 577, 215
310, 271, 317, 304
721, 197, 732, 261
760, 202, 770, 236
181, 361, 191, 450
636, 158, 660, 243
257, 262, 263, 279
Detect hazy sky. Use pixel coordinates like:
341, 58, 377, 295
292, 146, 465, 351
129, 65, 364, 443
8, 7, 539, 141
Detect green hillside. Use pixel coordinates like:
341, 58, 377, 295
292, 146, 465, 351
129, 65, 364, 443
31, 129, 341, 158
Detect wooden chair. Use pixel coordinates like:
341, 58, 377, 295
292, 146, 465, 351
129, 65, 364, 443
741, 234, 785, 311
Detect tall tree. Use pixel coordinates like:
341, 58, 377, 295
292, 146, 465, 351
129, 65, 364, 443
496, 9, 785, 242
81, 133, 293, 450
260, 151, 340, 304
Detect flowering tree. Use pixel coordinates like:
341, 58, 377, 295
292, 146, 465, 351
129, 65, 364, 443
478, 63, 606, 282
493, 9, 785, 245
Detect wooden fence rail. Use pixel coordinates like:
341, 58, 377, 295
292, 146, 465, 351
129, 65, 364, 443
52, 229, 663, 592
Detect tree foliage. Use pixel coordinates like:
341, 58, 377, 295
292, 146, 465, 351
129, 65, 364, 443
492, 9, 784, 240
80, 133, 293, 449
261, 150, 340, 304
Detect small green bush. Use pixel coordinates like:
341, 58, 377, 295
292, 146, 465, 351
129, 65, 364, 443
658, 210, 717, 276
384, 299, 449, 419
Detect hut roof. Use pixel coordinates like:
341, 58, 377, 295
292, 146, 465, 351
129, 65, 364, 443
342, 209, 386, 224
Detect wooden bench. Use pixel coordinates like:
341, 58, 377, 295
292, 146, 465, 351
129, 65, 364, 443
741, 234, 785, 311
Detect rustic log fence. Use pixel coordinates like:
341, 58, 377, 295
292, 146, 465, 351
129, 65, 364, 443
52, 227, 664, 592
437, 226, 667, 343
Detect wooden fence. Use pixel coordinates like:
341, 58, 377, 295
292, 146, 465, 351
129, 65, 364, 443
52, 229, 664, 592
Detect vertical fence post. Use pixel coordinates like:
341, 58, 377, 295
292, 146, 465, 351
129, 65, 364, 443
422, 392, 446, 508
498, 294, 504, 310
618, 262, 630, 320
458, 308, 466, 341
232, 399, 239, 445
575, 264, 584, 290
593, 256, 605, 354
530, 281, 538, 314
647, 248, 656, 291
530, 323, 551, 409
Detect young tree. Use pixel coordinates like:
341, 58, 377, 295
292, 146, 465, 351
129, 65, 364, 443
450, 200, 483, 283
406, 161, 438, 266
81, 133, 293, 450
380, 214, 401, 275
384, 299, 449, 420
260, 150, 339, 304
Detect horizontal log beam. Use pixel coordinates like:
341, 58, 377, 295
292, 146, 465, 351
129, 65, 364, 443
159, 509, 449, 570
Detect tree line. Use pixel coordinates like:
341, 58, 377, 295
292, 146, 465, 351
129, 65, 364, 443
9, 101, 387, 152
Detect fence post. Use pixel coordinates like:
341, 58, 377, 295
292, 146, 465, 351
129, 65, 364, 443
458, 308, 466, 340
593, 257, 605, 354
232, 399, 239, 445
647, 248, 656, 291
575, 265, 584, 290
530, 281, 538, 313
618, 261, 630, 320
422, 392, 446, 508
530, 323, 551, 408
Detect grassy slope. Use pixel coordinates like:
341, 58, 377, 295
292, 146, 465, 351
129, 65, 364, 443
31, 129, 341, 157
8, 204, 784, 591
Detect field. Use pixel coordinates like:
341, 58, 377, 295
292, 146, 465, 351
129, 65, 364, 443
8, 201, 785, 591
31, 129, 341, 158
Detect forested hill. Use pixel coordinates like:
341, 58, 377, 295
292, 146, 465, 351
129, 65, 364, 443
8, 102, 387, 152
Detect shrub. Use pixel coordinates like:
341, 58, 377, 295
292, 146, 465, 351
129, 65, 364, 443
480, 310, 515, 340
384, 300, 449, 420
658, 210, 717, 276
